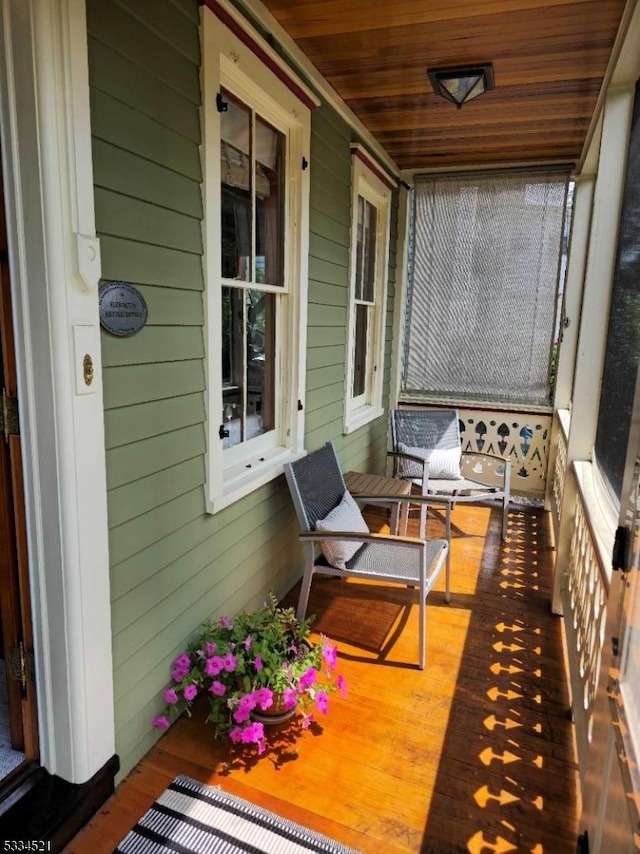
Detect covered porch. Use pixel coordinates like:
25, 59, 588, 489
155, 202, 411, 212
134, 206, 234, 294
65, 501, 578, 853
0, 0, 636, 850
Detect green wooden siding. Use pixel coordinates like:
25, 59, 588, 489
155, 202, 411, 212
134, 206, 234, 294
89, 0, 398, 778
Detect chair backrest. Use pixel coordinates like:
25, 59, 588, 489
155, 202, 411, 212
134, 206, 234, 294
283, 442, 347, 532
391, 408, 461, 453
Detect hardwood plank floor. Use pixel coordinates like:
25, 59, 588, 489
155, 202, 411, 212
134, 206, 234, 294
64, 502, 580, 853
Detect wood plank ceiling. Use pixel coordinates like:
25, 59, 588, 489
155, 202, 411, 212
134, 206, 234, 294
258, 0, 629, 172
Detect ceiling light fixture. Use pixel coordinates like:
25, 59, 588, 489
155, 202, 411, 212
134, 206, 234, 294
427, 63, 495, 108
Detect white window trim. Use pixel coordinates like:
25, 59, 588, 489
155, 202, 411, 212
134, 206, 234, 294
344, 150, 393, 434
201, 5, 312, 513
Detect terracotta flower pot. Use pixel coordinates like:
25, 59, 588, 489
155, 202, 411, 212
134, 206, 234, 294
250, 693, 297, 725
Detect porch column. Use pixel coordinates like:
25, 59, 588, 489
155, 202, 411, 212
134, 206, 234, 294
551, 84, 636, 613
0, 0, 115, 782
553, 175, 596, 412
389, 184, 411, 410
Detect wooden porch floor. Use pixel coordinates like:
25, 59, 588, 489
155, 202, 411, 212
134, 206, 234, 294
64, 502, 580, 854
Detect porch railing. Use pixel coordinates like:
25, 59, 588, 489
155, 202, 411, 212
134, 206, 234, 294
563, 462, 609, 772
551, 408, 570, 537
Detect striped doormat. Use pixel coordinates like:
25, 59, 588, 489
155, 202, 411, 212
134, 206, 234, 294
114, 774, 361, 854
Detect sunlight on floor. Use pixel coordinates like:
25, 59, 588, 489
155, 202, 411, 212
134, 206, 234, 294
459, 508, 567, 854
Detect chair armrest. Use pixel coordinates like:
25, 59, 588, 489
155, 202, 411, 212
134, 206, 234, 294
461, 452, 510, 490
353, 492, 453, 507
462, 451, 505, 464
299, 529, 425, 548
387, 450, 427, 465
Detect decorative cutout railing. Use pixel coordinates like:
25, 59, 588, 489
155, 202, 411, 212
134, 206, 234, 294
565, 478, 608, 753
456, 407, 552, 496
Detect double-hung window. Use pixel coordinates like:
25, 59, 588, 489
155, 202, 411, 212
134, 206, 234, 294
202, 5, 315, 512
344, 147, 393, 432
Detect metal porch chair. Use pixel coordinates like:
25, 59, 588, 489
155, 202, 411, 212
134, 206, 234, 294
283, 442, 449, 670
390, 408, 511, 542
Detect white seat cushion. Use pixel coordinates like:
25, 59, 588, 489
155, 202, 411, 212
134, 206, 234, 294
315, 490, 369, 569
397, 442, 463, 480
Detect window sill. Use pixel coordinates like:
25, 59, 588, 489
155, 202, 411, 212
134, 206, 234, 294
206, 446, 306, 514
343, 404, 384, 435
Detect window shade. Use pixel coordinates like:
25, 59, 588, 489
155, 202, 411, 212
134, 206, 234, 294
403, 169, 570, 406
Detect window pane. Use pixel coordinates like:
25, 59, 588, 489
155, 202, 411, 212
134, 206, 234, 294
355, 196, 364, 300
246, 290, 275, 439
221, 94, 251, 281
222, 286, 244, 448
362, 201, 377, 302
222, 288, 276, 448
352, 304, 368, 398
255, 117, 285, 286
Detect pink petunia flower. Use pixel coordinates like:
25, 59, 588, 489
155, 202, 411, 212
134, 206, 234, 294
204, 641, 217, 655
209, 680, 226, 697
316, 690, 329, 715
233, 693, 256, 723
299, 667, 317, 690
229, 726, 243, 744
233, 707, 250, 724
254, 655, 263, 672
322, 642, 338, 670
336, 674, 347, 698
239, 693, 257, 711
174, 652, 191, 670
223, 653, 237, 672
152, 715, 170, 730
219, 616, 233, 629
241, 721, 265, 743
301, 713, 313, 729
183, 684, 198, 702
244, 635, 253, 651
282, 687, 298, 710
172, 668, 187, 683
254, 687, 273, 710
163, 688, 179, 705
205, 656, 225, 677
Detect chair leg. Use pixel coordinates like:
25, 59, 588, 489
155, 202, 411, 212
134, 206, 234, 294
419, 558, 427, 670
419, 598, 426, 670
419, 504, 428, 539
445, 504, 451, 604
399, 500, 409, 536
296, 567, 314, 622
390, 502, 400, 535
501, 497, 509, 540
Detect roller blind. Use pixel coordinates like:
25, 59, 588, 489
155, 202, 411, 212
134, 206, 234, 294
403, 169, 570, 406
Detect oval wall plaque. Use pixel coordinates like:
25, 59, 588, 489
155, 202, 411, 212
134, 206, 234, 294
99, 282, 148, 337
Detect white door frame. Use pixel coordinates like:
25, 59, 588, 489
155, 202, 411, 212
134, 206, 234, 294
0, 0, 114, 783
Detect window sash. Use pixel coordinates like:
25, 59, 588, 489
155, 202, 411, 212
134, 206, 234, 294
221, 286, 277, 453
351, 302, 369, 400
344, 156, 392, 432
